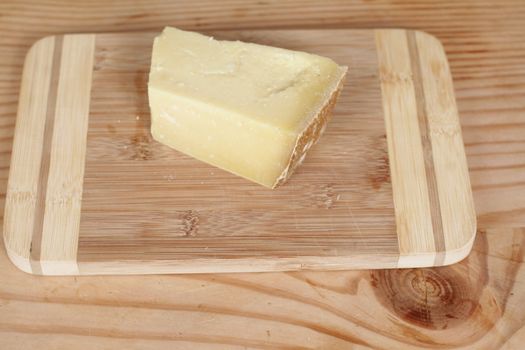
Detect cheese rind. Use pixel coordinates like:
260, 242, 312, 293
148, 27, 347, 188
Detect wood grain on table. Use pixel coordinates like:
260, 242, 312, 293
0, 0, 524, 349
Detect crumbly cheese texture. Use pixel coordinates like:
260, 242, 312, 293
148, 27, 347, 188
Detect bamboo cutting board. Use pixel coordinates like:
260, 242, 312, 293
3, 29, 476, 275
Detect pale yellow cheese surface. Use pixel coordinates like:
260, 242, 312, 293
148, 27, 346, 188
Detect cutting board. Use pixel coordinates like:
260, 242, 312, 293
3, 29, 476, 275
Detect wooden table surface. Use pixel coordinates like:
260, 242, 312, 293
1, 1, 524, 349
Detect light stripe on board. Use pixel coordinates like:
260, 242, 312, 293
30, 35, 63, 275
406, 30, 446, 266
39, 34, 96, 275
413, 30, 477, 265
3, 36, 56, 274
375, 29, 436, 267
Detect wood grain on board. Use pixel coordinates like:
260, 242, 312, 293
4, 29, 475, 274
0, 0, 524, 348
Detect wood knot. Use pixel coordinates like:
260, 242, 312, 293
134, 69, 148, 93
314, 183, 339, 209
6, 190, 36, 204
130, 134, 152, 160
93, 48, 107, 71
106, 124, 116, 134
181, 210, 199, 237
369, 267, 483, 330
378, 69, 413, 85
368, 134, 390, 190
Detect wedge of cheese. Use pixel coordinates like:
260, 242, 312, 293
148, 27, 347, 188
